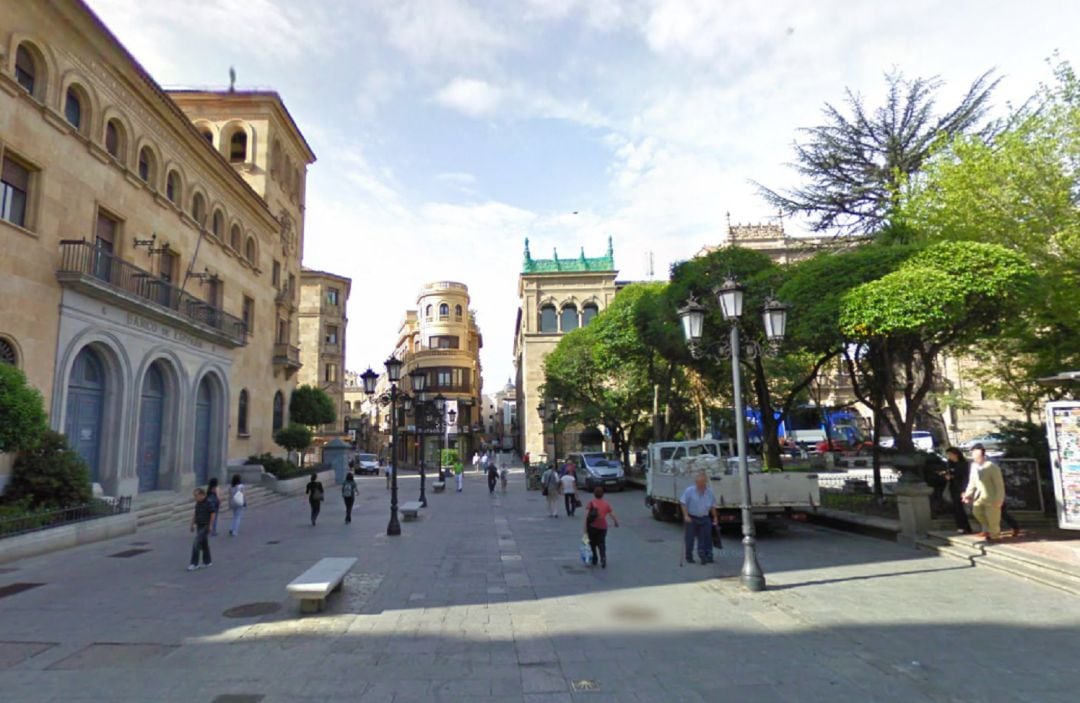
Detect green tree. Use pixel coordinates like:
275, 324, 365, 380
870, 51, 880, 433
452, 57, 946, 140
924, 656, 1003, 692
0, 363, 48, 453
839, 241, 1034, 452
4, 430, 92, 509
900, 59, 1080, 403
289, 385, 336, 428
274, 423, 314, 467
758, 69, 999, 236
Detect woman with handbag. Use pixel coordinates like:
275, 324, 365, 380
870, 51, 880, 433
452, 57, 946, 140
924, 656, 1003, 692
305, 473, 324, 526
583, 486, 618, 568
227, 474, 246, 537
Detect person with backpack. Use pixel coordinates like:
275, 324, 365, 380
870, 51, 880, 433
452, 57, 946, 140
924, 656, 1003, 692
584, 486, 618, 568
341, 472, 358, 524
227, 473, 246, 537
540, 464, 560, 517
305, 473, 325, 526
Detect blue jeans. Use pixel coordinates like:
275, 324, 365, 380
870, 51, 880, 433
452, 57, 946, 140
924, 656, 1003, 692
230, 507, 244, 535
190, 527, 211, 566
684, 516, 712, 561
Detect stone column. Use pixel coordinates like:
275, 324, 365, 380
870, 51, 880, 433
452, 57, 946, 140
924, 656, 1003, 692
323, 438, 349, 484
894, 481, 934, 546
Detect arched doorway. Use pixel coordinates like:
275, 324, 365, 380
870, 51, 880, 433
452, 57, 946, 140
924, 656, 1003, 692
66, 347, 105, 483
136, 364, 165, 492
193, 377, 213, 485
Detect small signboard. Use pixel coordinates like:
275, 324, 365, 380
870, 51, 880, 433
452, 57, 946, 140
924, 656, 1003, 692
1045, 401, 1080, 530
998, 459, 1043, 513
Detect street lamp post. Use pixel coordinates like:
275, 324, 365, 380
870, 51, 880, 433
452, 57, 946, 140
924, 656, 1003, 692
361, 359, 409, 536
537, 400, 561, 468
410, 368, 429, 508
678, 277, 788, 593
432, 393, 447, 480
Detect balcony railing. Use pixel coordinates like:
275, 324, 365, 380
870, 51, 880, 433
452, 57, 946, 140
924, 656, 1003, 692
57, 240, 247, 347
273, 342, 301, 369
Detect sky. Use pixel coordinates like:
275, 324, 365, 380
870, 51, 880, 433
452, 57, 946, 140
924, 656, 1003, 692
87, 0, 1080, 390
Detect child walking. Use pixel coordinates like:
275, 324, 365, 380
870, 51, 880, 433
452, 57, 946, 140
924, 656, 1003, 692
188, 488, 214, 571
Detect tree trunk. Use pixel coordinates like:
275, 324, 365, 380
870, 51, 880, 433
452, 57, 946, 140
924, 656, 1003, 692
652, 384, 661, 442
871, 400, 883, 502
750, 356, 785, 470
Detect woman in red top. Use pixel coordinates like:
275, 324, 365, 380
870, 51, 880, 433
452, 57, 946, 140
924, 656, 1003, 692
583, 486, 619, 568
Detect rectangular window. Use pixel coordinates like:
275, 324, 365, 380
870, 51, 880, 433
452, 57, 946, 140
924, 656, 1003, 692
325, 363, 338, 383
272, 260, 281, 287
242, 296, 255, 335
93, 210, 119, 281
325, 325, 339, 345
429, 335, 459, 349
0, 155, 31, 228
276, 317, 287, 344
157, 249, 178, 307
327, 287, 340, 306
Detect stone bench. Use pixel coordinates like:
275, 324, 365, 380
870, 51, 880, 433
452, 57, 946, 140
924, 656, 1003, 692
286, 557, 357, 614
432, 481, 446, 493
400, 501, 423, 520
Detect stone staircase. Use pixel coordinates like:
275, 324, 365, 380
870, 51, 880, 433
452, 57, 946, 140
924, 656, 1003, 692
134, 484, 289, 531
917, 528, 1080, 596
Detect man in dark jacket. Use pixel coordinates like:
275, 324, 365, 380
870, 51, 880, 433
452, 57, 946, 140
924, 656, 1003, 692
944, 448, 973, 534
188, 488, 215, 571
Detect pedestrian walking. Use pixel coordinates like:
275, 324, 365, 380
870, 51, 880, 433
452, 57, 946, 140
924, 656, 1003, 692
680, 472, 719, 564
187, 487, 214, 571
472, 452, 480, 473
305, 473, 325, 526
341, 472, 357, 524
963, 444, 1005, 541
206, 477, 221, 536
454, 461, 464, 492
943, 447, 973, 534
385, 462, 394, 490
487, 461, 499, 495
560, 471, 577, 516
583, 486, 618, 568
227, 473, 246, 537
541, 464, 560, 517
522, 451, 530, 469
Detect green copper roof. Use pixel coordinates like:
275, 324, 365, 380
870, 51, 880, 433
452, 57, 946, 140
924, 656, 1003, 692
522, 236, 615, 273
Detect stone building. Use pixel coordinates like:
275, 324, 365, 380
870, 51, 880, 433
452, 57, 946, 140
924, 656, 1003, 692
0, 0, 313, 495
298, 268, 351, 434
514, 239, 618, 462
392, 282, 484, 466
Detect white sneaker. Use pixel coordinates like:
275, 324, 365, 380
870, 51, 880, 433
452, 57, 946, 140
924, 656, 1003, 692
203, 562, 212, 568
187, 565, 197, 571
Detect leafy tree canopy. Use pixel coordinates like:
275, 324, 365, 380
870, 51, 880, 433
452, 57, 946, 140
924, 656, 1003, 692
4, 430, 92, 509
289, 385, 336, 428
0, 364, 47, 454
274, 424, 314, 466
758, 69, 999, 236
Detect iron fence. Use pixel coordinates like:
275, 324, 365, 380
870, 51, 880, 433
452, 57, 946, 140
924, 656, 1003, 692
0, 496, 132, 539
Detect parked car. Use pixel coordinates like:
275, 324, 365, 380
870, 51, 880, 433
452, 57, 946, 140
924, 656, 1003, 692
959, 434, 1004, 452
570, 452, 626, 491
878, 431, 935, 452
351, 453, 380, 475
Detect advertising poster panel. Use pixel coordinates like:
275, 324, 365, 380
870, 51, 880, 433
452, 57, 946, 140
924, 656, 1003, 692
1046, 401, 1080, 530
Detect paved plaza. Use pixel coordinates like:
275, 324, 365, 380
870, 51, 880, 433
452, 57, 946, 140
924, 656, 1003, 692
1, 468, 1079, 703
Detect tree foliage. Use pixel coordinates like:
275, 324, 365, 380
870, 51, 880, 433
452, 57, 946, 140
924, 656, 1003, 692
289, 385, 336, 428
4, 430, 92, 509
758, 69, 999, 236
0, 363, 47, 454
274, 424, 314, 466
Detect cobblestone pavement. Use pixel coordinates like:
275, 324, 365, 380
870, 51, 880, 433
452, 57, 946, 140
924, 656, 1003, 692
1, 468, 1079, 702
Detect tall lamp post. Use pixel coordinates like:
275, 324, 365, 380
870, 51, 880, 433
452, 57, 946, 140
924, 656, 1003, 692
408, 368, 429, 508
537, 400, 561, 467
678, 277, 788, 593
361, 358, 409, 536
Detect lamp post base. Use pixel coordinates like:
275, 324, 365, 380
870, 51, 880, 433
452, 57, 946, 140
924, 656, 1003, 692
387, 513, 401, 536
739, 535, 766, 592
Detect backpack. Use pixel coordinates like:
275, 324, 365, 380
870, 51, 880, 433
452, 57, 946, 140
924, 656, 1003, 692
587, 502, 600, 525
230, 487, 245, 509
342, 482, 355, 499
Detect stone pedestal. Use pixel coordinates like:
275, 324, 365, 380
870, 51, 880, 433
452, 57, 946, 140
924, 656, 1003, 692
895, 481, 934, 546
323, 438, 349, 484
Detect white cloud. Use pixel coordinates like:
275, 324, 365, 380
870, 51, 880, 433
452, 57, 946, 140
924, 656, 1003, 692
435, 78, 505, 117
375, 0, 515, 67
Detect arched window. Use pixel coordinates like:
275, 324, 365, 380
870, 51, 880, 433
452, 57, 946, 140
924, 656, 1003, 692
539, 304, 558, 333
64, 87, 83, 130
561, 304, 579, 332
229, 130, 247, 163
199, 127, 213, 145
244, 237, 256, 265
582, 303, 599, 326
0, 337, 17, 366
425, 304, 432, 320
272, 390, 284, 432
230, 225, 241, 251
14, 44, 41, 97
137, 146, 155, 185
237, 389, 249, 435
191, 192, 206, 225
455, 304, 463, 320
105, 119, 125, 160
211, 209, 224, 239
439, 303, 449, 319
166, 170, 180, 203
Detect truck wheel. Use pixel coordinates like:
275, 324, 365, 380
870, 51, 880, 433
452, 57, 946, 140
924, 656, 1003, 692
651, 503, 664, 521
